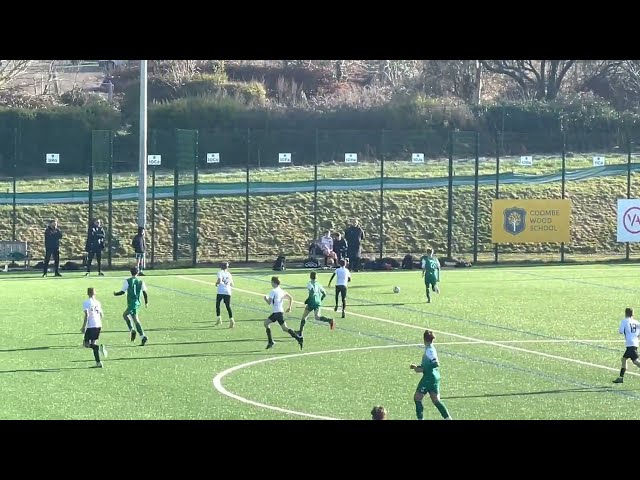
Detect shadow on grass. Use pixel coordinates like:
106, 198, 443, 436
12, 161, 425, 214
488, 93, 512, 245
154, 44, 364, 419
147, 338, 266, 347
47, 326, 213, 336
0, 366, 99, 374
445, 386, 630, 400
0, 345, 79, 353
70, 350, 287, 362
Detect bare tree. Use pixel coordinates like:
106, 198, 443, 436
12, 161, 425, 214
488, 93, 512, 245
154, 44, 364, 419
159, 60, 200, 88
414, 61, 484, 104
480, 60, 576, 101
0, 60, 32, 90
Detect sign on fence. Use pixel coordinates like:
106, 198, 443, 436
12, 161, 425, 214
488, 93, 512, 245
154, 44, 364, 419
147, 155, 161, 166
46, 153, 60, 164
593, 156, 606, 167
617, 199, 640, 242
279, 153, 292, 164
207, 153, 220, 164
520, 156, 533, 166
412, 153, 425, 164
491, 199, 571, 243
345, 153, 358, 163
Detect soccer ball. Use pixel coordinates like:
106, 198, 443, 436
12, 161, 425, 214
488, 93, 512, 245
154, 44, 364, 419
393, 286, 400, 294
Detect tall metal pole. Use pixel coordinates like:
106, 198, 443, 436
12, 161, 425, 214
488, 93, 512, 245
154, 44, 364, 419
138, 60, 148, 229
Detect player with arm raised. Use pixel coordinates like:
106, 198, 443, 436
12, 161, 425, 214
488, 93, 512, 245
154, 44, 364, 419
298, 271, 335, 338
263, 276, 303, 350
410, 330, 452, 420
215, 261, 235, 328
328, 259, 351, 318
613, 307, 640, 384
80, 287, 107, 368
114, 267, 149, 346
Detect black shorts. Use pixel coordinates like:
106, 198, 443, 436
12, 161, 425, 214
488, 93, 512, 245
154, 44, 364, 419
336, 285, 348, 297
268, 312, 285, 325
623, 347, 639, 360
84, 327, 101, 343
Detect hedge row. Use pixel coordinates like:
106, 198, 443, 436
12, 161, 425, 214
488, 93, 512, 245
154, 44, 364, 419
1, 95, 640, 176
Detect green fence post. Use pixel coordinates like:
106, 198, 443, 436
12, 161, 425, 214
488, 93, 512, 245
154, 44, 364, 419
192, 130, 199, 267
473, 131, 480, 264
245, 128, 250, 263
494, 130, 500, 264
107, 131, 113, 268
379, 130, 385, 260
447, 130, 454, 260
627, 135, 632, 261
561, 130, 566, 263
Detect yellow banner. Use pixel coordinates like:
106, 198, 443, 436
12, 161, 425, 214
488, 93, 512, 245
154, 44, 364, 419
491, 199, 571, 243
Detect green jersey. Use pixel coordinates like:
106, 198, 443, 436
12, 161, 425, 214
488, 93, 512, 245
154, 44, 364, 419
305, 280, 326, 308
421, 344, 441, 381
122, 277, 145, 305
422, 256, 440, 280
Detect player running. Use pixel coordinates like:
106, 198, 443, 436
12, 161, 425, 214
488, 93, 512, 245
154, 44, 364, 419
80, 287, 107, 368
328, 259, 351, 318
421, 248, 440, 303
263, 276, 303, 350
114, 267, 149, 346
410, 329, 452, 420
298, 271, 335, 337
613, 307, 640, 384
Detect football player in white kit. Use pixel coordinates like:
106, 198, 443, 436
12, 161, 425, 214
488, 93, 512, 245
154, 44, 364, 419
263, 276, 304, 350
613, 307, 640, 384
80, 287, 107, 368
215, 261, 235, 328
328, 259, 351, 318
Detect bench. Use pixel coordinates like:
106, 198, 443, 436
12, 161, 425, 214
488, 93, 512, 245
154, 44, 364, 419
0, 240, 32, 269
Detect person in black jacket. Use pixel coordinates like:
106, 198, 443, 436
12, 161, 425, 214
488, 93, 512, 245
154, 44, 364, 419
43, 219, 63, 277
132, 227, 146, 275
85, 219, 106, 276
333, 232, 348, 264
344, 218, 365, 272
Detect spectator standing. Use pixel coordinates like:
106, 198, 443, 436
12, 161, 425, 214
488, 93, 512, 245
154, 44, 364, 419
43, 219, 63, 277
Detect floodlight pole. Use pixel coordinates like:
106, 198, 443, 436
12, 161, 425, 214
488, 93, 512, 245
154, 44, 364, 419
138, 59, 148, 229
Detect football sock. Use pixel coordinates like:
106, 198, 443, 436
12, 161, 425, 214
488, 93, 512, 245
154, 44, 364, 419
134, 320, 145, 337
266, 328, 273, 343
319, 316, 332, 323
415, 400, 424, 420
91, 344, 100, 363
287, 328, 299, 339
124, 317, 133, 331
299, 319, 306, 334
426, 288, 431, 302
434, 401, 450, 419
620, 367, 626, 378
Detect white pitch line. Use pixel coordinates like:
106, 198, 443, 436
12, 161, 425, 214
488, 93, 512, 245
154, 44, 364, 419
213, 343, 423, 420
178, 275, 640, 379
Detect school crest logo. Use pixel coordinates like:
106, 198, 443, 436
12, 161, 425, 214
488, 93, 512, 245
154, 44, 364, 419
503, 207, 526, 236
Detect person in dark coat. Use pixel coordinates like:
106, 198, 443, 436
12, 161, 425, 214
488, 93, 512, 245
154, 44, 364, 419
85, 219, 106, 276
43, 219, 63, 277
333, 232, 348, 264
344, 218, 365, 272
132, 227, 146, 275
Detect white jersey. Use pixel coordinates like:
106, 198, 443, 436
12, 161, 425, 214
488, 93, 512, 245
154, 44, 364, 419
619, 317, 640, 347
335, 267, 351, 286
217, 270, 233, 295
83, 298, 103, 329
268, 287, 286, 313
320, 235, 333, 251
